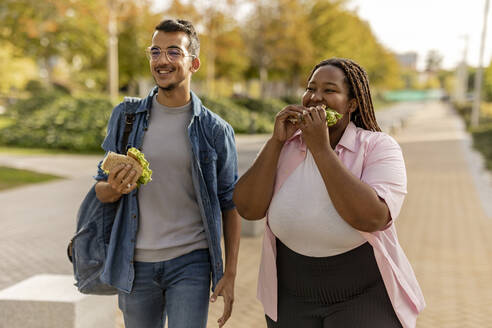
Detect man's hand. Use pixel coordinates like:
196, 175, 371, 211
95, 164, 139, 203
107, 164, 139, 195
210, 272, 236, 327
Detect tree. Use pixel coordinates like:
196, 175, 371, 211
0, 0, 107, 85
425, 50, 443, 73
243, 0, 314, 95
0, 41, 38, 94
117, 0, 161, 94
308, 0, 402, 89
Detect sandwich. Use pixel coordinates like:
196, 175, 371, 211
287, 104, 343, 127
101, 147, 152, 185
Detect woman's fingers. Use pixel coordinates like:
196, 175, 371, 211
278, 106, 304, 118
314, 105, 326, 122
302, 107, 314, 125
278, 106, 306, 126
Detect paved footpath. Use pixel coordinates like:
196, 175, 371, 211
394, 102, 492, 328
1, 101, 491, 327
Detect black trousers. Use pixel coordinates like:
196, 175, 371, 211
266, 239, 402, 328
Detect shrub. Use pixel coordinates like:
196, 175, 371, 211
200, 96, 273, 134
471, 123, 492, 171
0, 93, 112, 152
231, 96, 288, 117
0, 91, 277, 153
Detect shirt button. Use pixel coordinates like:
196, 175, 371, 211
132, 214, 137, 219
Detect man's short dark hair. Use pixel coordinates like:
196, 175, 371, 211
155, 19, 200, 57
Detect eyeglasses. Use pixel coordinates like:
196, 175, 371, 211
145, 46, 195, 62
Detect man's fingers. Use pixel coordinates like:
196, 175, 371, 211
107, 164, 126, 183
210, 285, 221, 303
119, 170, 138, 194
218, 297, 233, 327
111, 165, 133, 193
114, 165, 131, 183
122, 169, 136, 186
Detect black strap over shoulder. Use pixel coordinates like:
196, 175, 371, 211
120, 113, 135, 154
119, 96, 144, 154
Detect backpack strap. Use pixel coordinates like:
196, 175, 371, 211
120, 113, 135, 154
120, 96, 142, 154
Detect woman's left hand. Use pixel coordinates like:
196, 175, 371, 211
300, 106, 331, 154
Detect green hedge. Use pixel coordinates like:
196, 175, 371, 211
472, 123, 492, 170
200, 96, 274, 134
230, 97, 288, 116
0, 93, 112, 152
0, 91, 278, 152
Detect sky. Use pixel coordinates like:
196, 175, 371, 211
346, 0, 491, 71
154, 0, 491, 71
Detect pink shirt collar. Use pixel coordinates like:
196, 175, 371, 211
286, 121, 358, 153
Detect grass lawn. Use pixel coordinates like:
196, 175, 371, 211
0, 166, 62, 191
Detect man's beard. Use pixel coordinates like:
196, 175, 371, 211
152, 75, 178, 92
159, 83, 178, 92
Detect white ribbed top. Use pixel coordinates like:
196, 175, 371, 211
268, 150, 366, 257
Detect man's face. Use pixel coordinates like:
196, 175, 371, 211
149, 31, 197, 92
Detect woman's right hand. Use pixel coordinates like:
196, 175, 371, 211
272, 105, 305, 143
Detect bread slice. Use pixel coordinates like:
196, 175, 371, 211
101, 152, 143, 178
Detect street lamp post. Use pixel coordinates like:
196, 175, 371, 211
471, 0, 490, 128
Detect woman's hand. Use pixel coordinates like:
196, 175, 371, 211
300, 106, 331, 154
272, 105, 305, 143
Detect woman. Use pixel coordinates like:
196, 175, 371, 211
233, 58, 425, 328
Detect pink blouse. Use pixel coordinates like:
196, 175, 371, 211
257, 122, 425, 328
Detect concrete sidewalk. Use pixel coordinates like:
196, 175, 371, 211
1, 101, 492, 327
395, 102, 492, 327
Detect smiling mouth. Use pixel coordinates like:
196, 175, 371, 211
156, 68, 174, 75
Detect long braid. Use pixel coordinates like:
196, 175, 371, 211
307, 58, 381, 132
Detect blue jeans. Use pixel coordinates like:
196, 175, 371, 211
118, 249, 211, 328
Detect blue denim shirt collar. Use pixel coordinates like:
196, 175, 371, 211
135, 86, 203, 118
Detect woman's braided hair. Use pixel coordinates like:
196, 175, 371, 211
307, 58, 381, 132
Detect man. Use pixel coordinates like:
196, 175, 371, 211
94, 19, 241, 328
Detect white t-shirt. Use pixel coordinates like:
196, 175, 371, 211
268, 150, 366, 257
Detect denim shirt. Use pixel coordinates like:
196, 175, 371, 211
94, 87, 238, 293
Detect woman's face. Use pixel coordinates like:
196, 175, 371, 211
302, 65, 356, 129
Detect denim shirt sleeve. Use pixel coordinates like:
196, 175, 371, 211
214, 123, 238, 211
94, 103, 124, 182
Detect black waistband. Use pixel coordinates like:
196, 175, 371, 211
276, 238, 384, 304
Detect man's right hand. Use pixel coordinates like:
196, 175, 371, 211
272, 105, 305, 143
95, 164, 139, 203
